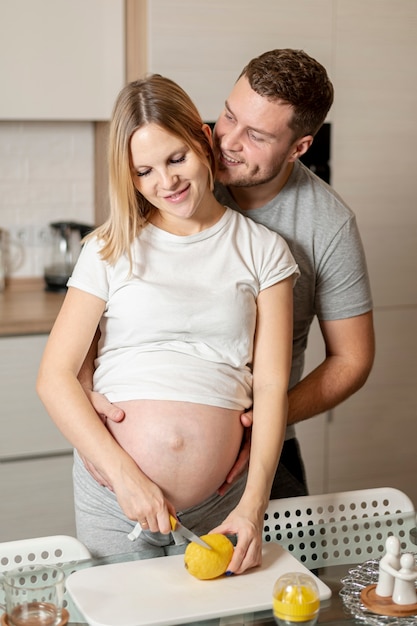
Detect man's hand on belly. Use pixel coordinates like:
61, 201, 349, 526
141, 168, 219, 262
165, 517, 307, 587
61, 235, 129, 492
87, 389, 126, 423
217, 410, 252, 496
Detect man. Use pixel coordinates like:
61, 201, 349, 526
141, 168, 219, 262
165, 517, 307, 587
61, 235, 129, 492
80, 49, 375, 499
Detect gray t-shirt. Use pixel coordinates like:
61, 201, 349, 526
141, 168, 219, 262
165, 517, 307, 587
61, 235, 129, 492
215, 160, 372, 436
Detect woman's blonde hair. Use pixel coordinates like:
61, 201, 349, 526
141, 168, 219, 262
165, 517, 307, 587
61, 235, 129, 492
91, 74, 216, 264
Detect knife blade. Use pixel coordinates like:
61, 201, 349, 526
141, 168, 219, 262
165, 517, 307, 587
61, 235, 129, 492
172, 518, 212, 550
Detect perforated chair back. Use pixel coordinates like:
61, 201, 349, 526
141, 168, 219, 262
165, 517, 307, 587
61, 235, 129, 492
0, 535, 91, 622
263, 487, 416, 570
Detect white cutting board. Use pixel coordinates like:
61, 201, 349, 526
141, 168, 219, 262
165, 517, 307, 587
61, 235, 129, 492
66, 543, 331, 626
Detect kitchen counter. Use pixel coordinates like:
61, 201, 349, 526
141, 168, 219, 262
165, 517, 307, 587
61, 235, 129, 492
0, 278, 65, 336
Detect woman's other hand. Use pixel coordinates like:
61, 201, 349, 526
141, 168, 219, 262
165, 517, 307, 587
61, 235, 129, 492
78, 389, 125, 488
209, 505, 263, 575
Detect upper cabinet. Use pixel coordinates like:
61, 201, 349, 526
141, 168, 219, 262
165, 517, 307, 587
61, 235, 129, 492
0, 0, 125, 120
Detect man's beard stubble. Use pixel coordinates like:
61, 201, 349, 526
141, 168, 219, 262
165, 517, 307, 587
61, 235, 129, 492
214, 139, 287, 190
216, 160, 285, 189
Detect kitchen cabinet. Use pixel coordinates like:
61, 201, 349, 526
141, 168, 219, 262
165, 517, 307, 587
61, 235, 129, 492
0, 334, 75, 540
0, 0, 125, 120
0, 456, 76, 541
0, 335, 71, 457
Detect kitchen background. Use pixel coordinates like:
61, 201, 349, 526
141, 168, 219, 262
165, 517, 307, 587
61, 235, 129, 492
0, 0, 416, 540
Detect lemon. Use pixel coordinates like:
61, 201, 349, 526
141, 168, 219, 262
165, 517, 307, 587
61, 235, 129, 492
184, 534, 234, 580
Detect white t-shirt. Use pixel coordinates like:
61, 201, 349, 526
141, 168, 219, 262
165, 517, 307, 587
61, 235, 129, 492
68, 207, 299, 410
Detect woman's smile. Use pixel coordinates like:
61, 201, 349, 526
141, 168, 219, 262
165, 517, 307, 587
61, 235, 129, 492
163, 183, 191, 203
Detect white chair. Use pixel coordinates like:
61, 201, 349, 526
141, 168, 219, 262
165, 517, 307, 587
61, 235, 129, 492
263, 487, 416, 570
0, 535, 91, 622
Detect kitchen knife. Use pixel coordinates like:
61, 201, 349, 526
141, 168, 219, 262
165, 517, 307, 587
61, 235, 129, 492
127, 515, 212, 550
171, 517, 212, 550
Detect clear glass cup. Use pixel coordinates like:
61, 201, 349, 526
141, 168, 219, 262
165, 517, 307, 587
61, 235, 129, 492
0, 565, 65, 626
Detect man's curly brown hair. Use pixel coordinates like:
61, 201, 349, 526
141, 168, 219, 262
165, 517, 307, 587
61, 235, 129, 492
239, 49, 334, 138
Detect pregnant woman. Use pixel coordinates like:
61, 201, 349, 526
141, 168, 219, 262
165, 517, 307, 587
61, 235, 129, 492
37, 74, 298, 575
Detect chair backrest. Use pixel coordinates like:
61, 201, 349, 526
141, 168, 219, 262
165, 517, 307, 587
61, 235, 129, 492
0, 534, 91, 571
0, 535, 91, 622
263, 487, 416, 569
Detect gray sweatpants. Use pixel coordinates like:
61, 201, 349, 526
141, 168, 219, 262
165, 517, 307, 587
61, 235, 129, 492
73, 450, 247, 559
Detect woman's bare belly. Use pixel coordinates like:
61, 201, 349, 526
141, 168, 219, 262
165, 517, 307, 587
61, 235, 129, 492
106, 399, 244, 510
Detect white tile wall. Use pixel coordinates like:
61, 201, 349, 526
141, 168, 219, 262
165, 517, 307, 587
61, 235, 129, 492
0, 121, 95, 278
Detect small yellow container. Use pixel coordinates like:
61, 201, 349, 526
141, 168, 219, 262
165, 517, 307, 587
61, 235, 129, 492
273, 572, 320, 626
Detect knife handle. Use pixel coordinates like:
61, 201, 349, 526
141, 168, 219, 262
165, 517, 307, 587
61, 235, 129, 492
128, 515, 179, 542
127, 523, 142, 541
